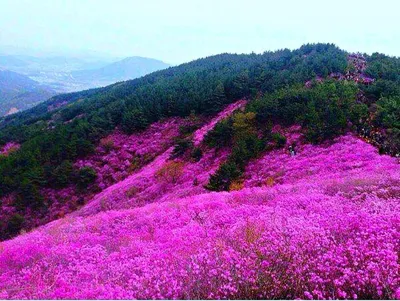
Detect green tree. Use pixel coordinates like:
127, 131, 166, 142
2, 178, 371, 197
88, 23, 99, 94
206, 162, 242, 191
204, 82, 227, 115
75, 167, 97, 190
121, 109, 149, 134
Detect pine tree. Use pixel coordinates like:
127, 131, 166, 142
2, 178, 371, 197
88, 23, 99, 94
204, 82, 227, 115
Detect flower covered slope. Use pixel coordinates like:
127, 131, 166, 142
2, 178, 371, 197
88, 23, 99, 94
77, 100, 246, 216
0, 103, 399, 299
0, 118, 186, 234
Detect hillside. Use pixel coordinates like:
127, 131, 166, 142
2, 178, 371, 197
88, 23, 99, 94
71, 56, 170, 86
0, 44, 399, 299
0, 105, 399, 299
0, 69, 56, 116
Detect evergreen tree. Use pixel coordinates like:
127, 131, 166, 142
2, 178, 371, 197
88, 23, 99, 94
204, 82, 227, 115
121, 109, 149, 134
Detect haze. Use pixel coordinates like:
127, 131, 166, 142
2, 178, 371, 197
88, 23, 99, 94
0, 0, 399, 64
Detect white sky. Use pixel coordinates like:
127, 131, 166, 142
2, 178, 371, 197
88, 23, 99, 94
0, 0, 399, 64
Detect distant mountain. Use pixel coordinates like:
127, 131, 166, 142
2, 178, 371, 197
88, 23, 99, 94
0, 54, 115, 72
0, 55, 170, 92
71, 56, 170, 85
0, 69, 56, 116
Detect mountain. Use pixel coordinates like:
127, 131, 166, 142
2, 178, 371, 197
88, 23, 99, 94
0, 44, 399, 299
0, 54, 117, 92
0, 69, 56, 116
0, 54, 170, 92
71, 56, 170, 85
0, 54, 115, 73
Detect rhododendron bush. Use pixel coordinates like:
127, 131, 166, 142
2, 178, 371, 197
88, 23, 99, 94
0, 131, 399, 299
0, 142, 19, 156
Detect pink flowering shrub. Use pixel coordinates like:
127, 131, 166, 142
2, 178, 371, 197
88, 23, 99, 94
0, 142, 20, 156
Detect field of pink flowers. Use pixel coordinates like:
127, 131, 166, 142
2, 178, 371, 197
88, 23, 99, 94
0, 100, 399, 299
0, 126, 399, 298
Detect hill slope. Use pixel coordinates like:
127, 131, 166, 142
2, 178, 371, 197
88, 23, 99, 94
0, 44, 399, 299
0, 69, 56, 116
0, 116, 398, 298
71, 56, 170, 84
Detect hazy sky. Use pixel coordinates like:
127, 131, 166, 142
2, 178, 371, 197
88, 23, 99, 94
0, 0, 399, 64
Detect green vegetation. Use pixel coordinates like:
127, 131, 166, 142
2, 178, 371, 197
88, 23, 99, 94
206, 112, 266, 191
171, 138, 193, 159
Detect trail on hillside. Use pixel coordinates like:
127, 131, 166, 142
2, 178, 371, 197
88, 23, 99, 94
77, 100, 246, 216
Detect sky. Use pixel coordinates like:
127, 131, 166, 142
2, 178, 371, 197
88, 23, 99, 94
0, 0, 399, 64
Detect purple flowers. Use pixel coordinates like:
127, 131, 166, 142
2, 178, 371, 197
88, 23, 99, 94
0, 142, 19, 156
0, 102, 399, 299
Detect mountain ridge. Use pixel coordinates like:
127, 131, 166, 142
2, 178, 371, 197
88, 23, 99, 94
70, 56, 170, 88
0, 69, 56, 116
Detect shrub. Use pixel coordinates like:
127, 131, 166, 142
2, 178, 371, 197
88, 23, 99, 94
5, 214, 25, 238
125, 186, 139, 198
229, 180, 244, 191
272, 133, 287, 148
75, 167, 97, 190
121, 109, 149, 134
155, 161, 184, 184
191, 147, 203, 162
206, 162, 242, 191
171, 138, 193, 159
100, 137, 115, 152
129, 154, 155, 173
204, 119, 233, 148
51, 160, 74, 188
15, 179, 44, 210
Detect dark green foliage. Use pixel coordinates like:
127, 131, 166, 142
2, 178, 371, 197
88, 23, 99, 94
121, 109, 149, 134
206, 162, 242, 191
230, 135, 265, 169
248, 80, 358, 143
191, 147, 203, 162
171, 138, 193, 159
75, 167, 97, 190
374, 96, 400, 154
272, 133, 287, 148
207, 112, 265, 191
204, 119, 233, 148
5, 214, 25, 238
204, 82, 228, 115
375, 96, 400, 129
230, 71, 250, 99
365, 53, 400, 82
15, 179, 44, 210
50, 160, 74, 188
0, 43, 382, 227
179, 124, 198, 136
